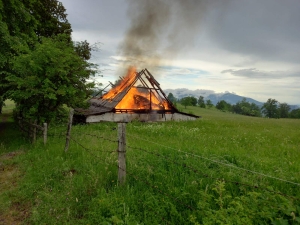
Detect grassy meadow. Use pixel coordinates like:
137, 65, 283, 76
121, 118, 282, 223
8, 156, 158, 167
1, 104, 300, 224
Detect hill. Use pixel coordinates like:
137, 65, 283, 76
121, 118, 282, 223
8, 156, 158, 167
164, 88, 299, 109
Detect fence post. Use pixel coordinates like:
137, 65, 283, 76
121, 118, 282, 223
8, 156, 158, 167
43, 123, 47, 145
118, 123, 126, 185
32, 119, 37, 143
64, 108, 74, 152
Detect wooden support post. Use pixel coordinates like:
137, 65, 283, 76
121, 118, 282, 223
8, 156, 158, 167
32, 119, 37, 143
118, 123, 126, 185
64, 108, 74, 152
43, 123, 47, 145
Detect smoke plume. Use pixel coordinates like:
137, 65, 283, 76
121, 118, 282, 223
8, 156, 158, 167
117, 0, 228, 71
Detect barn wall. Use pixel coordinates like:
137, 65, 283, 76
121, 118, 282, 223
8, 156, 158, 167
86, 112, 198, 123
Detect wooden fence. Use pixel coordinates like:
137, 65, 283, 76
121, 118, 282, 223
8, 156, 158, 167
17, 117, 47, 145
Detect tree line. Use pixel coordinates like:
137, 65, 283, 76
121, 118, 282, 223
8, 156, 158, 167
167, 93, 300, 119
0, 0, 96, 124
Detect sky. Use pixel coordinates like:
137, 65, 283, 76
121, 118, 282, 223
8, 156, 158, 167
60, 0, 300, 105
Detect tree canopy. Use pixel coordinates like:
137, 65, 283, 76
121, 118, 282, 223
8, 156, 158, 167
167, 93, 177, 104
278, 103, 290, 118
290, 108, 300, 119
0, 0, 96, 122
261, 98, 279, 118
216, 100, 232, 111
206, 99, 213, 108
232, 98, 261, 117
198, 96, 206, 108
180, 96, 197, 108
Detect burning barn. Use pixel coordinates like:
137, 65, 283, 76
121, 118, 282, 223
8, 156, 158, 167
74, 68, 200, 123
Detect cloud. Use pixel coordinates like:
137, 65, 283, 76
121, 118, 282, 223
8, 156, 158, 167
63, 0, 128, 35
59, 0, 300, 105
159, 66, 208, 76
164, 88, 217, 99
206, 0, 300, 65
221, 68, 300, 79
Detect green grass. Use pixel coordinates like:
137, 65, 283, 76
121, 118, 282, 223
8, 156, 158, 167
1, 106, 300, 224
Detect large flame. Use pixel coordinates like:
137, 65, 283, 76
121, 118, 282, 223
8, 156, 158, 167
101, 66, 138, 100
101, 67, 172, 111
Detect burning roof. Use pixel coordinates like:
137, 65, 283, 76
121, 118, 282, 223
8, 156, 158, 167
75, 68, 199, 122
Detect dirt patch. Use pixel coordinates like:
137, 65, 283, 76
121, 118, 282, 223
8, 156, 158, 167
0, 151, 30, 225
0, 202, 31, 225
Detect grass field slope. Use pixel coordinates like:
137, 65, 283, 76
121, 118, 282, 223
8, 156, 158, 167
1, 104, 300, 224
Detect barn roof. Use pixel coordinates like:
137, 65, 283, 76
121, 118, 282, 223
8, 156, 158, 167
75, 68, 199, 119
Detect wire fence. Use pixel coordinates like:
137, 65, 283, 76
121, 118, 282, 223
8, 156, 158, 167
69, 134, 180, 224
126, 133, 300, 187
125, 144, 299, 201
41, 120, 300, 208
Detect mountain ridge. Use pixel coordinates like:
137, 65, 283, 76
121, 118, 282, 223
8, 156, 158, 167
164, 88, 299, 110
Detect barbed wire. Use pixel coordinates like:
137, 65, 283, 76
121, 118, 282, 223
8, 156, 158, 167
70, 137, 116, 153
126, 144, 300, 201
72, 126, 117, 132
48, 131, 118, 144
73, 140, 173, 223
79, 133, 118, 143
68, 128, 300, 201
51, 124, 300, 202
47, 124, 116, 137
126, 133, 300, 187
70, 137, 195, 211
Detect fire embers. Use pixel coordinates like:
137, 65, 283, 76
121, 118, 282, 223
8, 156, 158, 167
133, 95, 150, 109
116, 86, 169, 111
133, 95, 165, 110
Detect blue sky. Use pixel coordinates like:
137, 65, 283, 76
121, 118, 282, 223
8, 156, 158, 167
60, 0, 300, 105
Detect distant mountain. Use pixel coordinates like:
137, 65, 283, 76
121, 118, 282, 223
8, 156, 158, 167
164, 88, 216, 100
290, 105, 300, 111
164, 88, 263, 106
206, 93, 263, 106
164, 88, 299, 109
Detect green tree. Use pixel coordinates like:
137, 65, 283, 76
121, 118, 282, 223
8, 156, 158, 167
198, 96, 206, 108
216, 100, 232, 111
278, 103, 290, 118
290, 108, 300, 118
1, 0, 96, 124
249, 103, 262, 117
232, 98, 261, 117
6, 34, 96, 123
167, 93, 177, 104
26, 0, 72, 39
261, 98, 279, 118
189, 96, 197, 106
0, 0, 37, 100
181, 97, 191, 109
180, 96, 197, 108
206, 99, 213, 108
0, 0, 72, 97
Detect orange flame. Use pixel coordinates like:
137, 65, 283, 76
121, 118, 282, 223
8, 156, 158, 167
102, 67, 172, 111
101, 66, 137, 100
